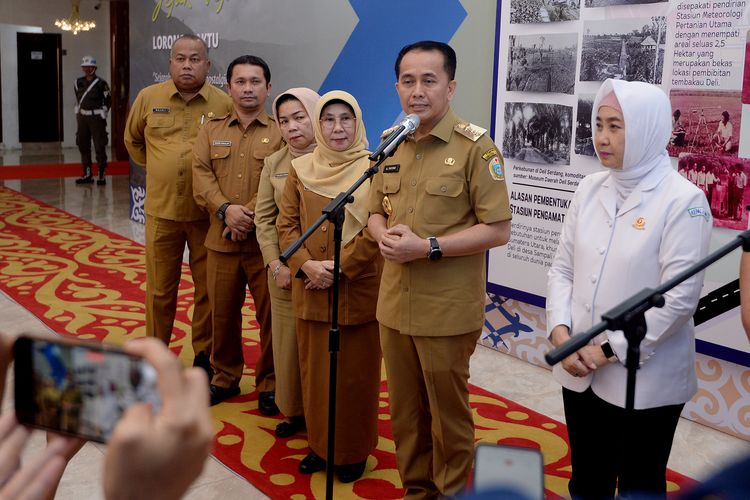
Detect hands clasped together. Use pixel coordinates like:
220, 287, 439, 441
222, 205, 255, 242
550, 325, 610, 378
378, 224, 427, 264
301, 260, 336, 290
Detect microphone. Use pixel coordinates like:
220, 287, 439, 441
369, 114, 420, 161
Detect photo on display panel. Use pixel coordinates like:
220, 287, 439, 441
509, 0, 580, 23
585, 0, 667, 6
580, 17, 666, 84
739, 34, 750, 159
574, 94, 596, 157
677, 153, 750, 230
506, 33, 578, 94
502, 102, 573, 165
669, 90, 741, 158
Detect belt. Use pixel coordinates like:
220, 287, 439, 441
78, 108, 108, 118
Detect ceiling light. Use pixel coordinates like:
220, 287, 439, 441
54, 0, 96, 35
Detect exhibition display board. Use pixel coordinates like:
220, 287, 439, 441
490, 0, 750, 369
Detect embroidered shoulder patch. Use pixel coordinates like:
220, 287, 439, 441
687, 207, 710, 220
482, 148, 498, 161
488, 156, 504, 180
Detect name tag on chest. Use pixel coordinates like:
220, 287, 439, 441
383, 164, 400, 173
152, 107, 170, 113
212, 140, 232, 147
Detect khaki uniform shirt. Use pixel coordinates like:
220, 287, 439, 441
368, 110, 512, 336
255, 146, 293, 267
124, 79, 233, 221
192, 109, 283, 253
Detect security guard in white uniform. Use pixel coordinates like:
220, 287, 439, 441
74, 56, 111, 185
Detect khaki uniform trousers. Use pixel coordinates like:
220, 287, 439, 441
297, 319, 381, 465
380, 325, 481, 499
267, 267, 303, 417
207, 249, 274, 391
145, 215, 211, 358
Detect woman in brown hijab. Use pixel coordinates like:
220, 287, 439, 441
255, 87, 320, 438
277, 90, 381, 483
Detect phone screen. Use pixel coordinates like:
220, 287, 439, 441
474, 444, 544, 499
14, 336, 160, 443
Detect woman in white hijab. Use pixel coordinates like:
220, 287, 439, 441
546, 79, 712, 499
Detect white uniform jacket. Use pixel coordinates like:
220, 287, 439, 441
546, 166, 712, 409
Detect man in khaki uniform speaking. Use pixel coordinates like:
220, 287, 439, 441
192, 55, 283, 408
368, 41, 512, 498
124, 35, 233, 379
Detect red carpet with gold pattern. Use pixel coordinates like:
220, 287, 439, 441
0, 186, 695, 498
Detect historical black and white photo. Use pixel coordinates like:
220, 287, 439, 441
580, 16, 666, 84
574, 94, 596, 157
509, 0, 580, 24
507, 33, 578, 94
503, 102, 573, 165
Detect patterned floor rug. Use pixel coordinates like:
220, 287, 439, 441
0, 186, 695, 498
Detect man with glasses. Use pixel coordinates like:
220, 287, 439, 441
125, 35, 233, 382
192, 55, 282, 408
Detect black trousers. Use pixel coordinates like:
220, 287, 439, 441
563, 387, 684, 500
76, 114, 108, 175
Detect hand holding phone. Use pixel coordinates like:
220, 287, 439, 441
103, 338, 213, 500
0, 334, 81, 500
3, 334, 211, 500
14, 335, 161, 443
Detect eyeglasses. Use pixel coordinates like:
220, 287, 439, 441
319, 115, 355, 130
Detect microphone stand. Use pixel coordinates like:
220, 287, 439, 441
545, 228, 750, 411
279, 152, 389, 500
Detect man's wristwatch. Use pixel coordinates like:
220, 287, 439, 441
427, 237, 442, 261
216, 202, 231, 221
600, 340, 617, 361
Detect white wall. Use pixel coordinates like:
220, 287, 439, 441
0, 0, 110, 149
0, 23, 42, 149
452, 0, 498, 130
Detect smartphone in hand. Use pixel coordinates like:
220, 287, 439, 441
14, 335, 160, 443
